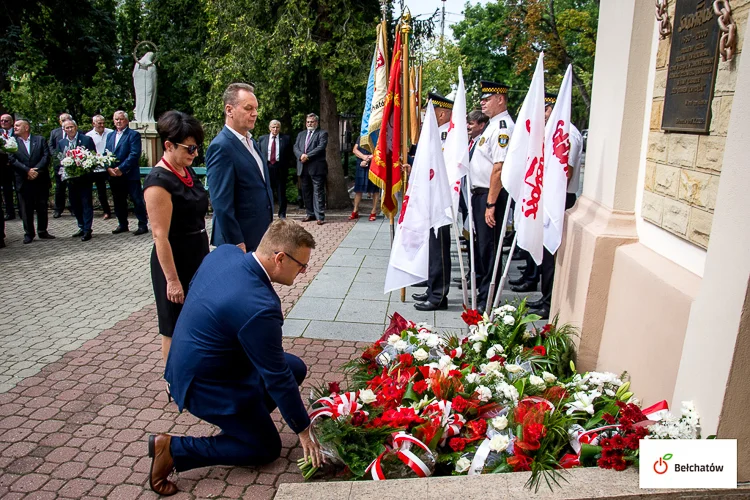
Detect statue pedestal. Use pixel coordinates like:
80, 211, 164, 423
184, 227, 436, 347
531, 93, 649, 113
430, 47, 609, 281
130, 121, 162, 167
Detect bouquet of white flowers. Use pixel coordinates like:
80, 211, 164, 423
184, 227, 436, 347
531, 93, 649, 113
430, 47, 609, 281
0, 136, 18, 153
59, 146, 99, 180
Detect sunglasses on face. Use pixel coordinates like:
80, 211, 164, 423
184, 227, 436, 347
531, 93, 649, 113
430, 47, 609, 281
176, 143, 199, 155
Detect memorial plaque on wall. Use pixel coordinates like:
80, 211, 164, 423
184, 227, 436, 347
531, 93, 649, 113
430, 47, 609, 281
661, 0, 721, 133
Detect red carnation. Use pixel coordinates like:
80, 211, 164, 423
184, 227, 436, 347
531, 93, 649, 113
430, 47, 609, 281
328, 381, 341, 394
398, 353, 414, 366
451, 395, 469, 413
466, 419, 488, 439
461, 308, 482, 326
449, 437, 467, 452
448, 369, 462, 378
532, 345, 546, 356
413, 380, 429, 394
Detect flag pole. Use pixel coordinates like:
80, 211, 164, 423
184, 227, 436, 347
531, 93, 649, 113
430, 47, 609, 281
466, 172, 477, 310
399, 11, 412, 303
451, 206, 469, 307
485, 196, 512, 312
492, 233, 517, 313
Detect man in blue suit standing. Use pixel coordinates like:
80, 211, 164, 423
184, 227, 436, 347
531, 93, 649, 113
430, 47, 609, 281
148, 220, 322, 496
206, 83, 273, 252
56, 119, 97, 241
105, 110, 148, 235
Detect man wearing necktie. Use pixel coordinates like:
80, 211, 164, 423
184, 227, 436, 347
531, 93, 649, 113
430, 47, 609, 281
48, 113, 72, 218
293, 114, 328, 225
258, 120, 292, 219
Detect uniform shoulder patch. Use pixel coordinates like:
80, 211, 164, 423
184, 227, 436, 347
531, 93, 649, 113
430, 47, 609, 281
499, 120, 507, 129
498, 134, 510, 148
478, 137, 486, 146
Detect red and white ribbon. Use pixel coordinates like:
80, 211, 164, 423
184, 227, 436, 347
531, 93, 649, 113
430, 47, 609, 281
642, 400, 669, 421
425, 400, 465, 446
309, 391, 363, 423
569, 424, 621, 454
366, 432, 433, 480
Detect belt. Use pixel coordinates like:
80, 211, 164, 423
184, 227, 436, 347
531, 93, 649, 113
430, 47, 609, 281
471, 187, 489, 195
172, 228, 207, 237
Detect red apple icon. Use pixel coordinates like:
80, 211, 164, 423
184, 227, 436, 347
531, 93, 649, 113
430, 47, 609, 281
653, 455, 669, 474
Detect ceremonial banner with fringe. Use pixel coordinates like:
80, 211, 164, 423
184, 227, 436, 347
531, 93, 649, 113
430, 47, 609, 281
360, 22, 389, 152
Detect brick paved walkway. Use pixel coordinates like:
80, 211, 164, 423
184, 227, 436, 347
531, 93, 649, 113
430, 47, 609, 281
0, 212, 361, 498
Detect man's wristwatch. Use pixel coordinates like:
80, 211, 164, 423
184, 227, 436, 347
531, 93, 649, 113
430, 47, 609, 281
486, 202, 496, 209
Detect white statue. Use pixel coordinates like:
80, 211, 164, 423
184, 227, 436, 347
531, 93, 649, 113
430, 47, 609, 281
133, 51, 157, 123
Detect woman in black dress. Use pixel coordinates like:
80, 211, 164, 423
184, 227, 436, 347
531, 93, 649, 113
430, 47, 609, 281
143, 111, 209, 362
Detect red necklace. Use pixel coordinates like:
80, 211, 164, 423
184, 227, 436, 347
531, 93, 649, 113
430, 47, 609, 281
161, 158, 194, 188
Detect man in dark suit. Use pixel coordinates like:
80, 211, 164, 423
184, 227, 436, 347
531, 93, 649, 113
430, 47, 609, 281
148, 220, 322, 496
105, 110, 148, 235
206, 83, 273, 252
1, 114, 17, 223
56, 119, 97, 241
8, 119, 55, 244
258, 120, 292, 219
293, 113, 328, 225
49, 113, 72, 218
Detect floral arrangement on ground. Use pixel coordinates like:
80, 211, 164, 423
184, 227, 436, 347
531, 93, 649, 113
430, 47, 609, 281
297, 301, 701, 491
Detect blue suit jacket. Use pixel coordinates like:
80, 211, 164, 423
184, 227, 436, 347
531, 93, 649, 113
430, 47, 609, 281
104, 127, 142, 180
206, 126, 273, 251
164, 245, 310, 434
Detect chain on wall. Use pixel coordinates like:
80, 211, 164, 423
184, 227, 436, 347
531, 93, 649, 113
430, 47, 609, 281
655, 0, 672, 39
713, 0, 737, 62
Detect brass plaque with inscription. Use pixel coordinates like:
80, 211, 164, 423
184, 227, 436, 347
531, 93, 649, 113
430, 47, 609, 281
661, 0, 721, 133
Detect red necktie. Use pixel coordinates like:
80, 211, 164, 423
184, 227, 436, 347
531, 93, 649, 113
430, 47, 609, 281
270, 136, 277, 165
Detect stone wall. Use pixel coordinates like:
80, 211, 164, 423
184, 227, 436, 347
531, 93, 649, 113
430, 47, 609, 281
643, 0, 748, 248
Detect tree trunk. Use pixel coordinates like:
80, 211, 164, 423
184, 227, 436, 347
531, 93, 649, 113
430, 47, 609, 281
319, 75, 351, 209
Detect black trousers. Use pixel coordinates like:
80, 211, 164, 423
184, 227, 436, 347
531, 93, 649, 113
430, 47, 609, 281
18, 183, 49, 237
426, 225, 451, 304
300, 171, 325, 221
110, 175, 148, 229
53, 171, 68, 213
69, 178, 94, 232
268, 164, 288, 217
2, 166, 16, 218
471, 189, 509, 309
94, 177, 111, 215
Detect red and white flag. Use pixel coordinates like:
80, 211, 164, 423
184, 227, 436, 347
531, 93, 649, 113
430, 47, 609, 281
442, 67, 470, 219
543, 64, 573, 255
501, 53, 546, 265
384, 102, 453, 293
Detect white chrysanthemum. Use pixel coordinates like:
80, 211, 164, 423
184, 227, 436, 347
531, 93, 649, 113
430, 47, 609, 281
542, 371, 557, 384
489, 434, 510, 453
394, 340, 408, 352
495, 382, 519, 404
413, 348, 429, 361
387, 334, 401, 345
491, 415, 508, 430
475, 385, 492, 402
359, 389, 377, 404
503, 315, 515, 326
455, 457, 471, 473
473, 342, 482, 353
465, 373, 479, 385
438, 355, 456, 372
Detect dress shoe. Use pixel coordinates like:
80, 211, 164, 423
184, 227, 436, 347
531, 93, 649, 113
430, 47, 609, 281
316, 220, 325, 226
510, 281, 538, 293
412, 292, 429, 302
81, 231, 92, 242
348, 211, 359, 220
4, 214, 14, 221
112, 225, 129, 234
302, 216, 315, 222
509, 276, 527, 286
413, 280, 428, 287
368, 213, 377, 221
133, 227, 149, 236
511, 249, 525, 261
414, 299, 448, 311
278, 214, 286, 220
52, 211, 61, 219
529, 306, 550, 319
526, 298, 545, 309
72, 229, 84, 238
23, 235, 33, 244
102, 213, 111, 220
148, 434, 178, 496
38, 232, 55, 239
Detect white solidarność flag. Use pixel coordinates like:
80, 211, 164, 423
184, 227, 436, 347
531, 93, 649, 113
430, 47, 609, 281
442, 66, 470, 219
384, 102, 453, 293
500, 52, 546, 265
543, 64, 573, 255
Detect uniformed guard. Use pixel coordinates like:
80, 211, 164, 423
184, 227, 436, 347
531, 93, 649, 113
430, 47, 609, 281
412, 92, 453, 311
468, 81, 515, 313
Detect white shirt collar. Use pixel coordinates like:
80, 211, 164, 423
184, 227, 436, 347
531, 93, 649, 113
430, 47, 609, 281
226, 125, 252, 143
251, 252, 272, 283
489, 110, 510, 124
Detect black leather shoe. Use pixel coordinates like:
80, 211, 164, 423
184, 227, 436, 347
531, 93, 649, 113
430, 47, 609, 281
72, 229, 84, 237
38, 232, 55, 239
518, 265, 527, 273
509, 276, 527, 286
3, 214, 14, 221
23, 235, 33, 244
412, 292, 429, 302
52, 211, 61, 219
133, 227, 149, 236
413, 280, 428, 287
526, 298, 545, 309
414, 299, 448, 311
112, 226, 129, 234
510, 281, 538, 293
302, 216, 315, 222
81, 231, 92, 241
529, 306, 550, 319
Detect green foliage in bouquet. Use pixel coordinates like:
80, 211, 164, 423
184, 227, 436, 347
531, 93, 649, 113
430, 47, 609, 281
313, 416, 394, 477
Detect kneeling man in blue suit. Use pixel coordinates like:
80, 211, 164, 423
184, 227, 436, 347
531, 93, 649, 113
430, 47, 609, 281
148, 220, 323, 496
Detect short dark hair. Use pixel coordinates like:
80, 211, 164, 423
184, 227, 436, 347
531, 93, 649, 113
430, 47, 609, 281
257, 220, 316, 256
467, 110, 489, 124
223, 83, 255, 108
157, 111, 205, 148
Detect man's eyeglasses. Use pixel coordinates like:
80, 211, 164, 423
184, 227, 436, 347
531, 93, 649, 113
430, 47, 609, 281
274, 251, 308, 272
177, 143, 199, 155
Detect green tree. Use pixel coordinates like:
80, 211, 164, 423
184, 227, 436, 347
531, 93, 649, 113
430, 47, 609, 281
419, 40, 471, 98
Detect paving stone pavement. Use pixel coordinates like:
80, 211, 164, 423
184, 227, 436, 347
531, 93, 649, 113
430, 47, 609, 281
0, 210, 360, 498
